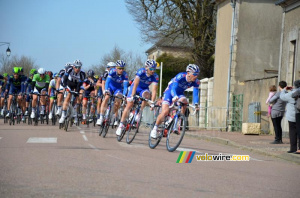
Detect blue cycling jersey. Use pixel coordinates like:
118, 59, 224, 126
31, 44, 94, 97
164, 72, 200, 104
105, 68, 129, 95
134, 68, 159, 89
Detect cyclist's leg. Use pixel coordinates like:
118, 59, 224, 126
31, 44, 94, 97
178, 95, 188, 114
56, 85, 64, 115
82, 90, 89, 121
140, 89, 151, 111
97, 88, 112, 125
96, 89, 103, 119
113, 90, 122, 125
151, 92, 171, 138
6, 86, 16, 116
40, 89, 47, 114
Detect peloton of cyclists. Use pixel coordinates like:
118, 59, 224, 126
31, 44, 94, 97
116, 59, 159, 136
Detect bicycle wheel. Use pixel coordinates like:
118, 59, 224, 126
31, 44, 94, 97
102, 119, 110, 138
148, 121, 164, 149
117, 126, 126, 142
99, 124, 105, 136
166, 113, 186, 152
126, 111, 141, 144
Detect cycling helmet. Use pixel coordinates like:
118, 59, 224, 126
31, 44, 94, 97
18, 67, 24, 73
30, 69, 37, 75
186, 64, 200, 74
145, 59, 157, 69
116, 60, 126, 68
87, 69, 95, 77
53, 73, 59, 78
3, 73, 8, 77
74, 59, 82, 67
65, 62, 72, 69
107, 62, 116, 68
38, 68, 46, 75
12, 67, 20, 74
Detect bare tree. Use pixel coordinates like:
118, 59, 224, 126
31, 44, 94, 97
0, 54, 38, 75
88, 45, 143, 80
126, 0, 216, 78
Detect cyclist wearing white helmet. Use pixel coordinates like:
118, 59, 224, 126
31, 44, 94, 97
30, 68, 50, 119
96, 60, 128, 126
59, 60, 86, 124
101, 61, 117, 93
116, 59, 159, 136
150, 64, 200, 139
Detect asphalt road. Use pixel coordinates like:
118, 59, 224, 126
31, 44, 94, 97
0, 122, 299, 198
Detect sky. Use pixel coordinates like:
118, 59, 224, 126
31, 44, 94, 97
0, 0, 152, 73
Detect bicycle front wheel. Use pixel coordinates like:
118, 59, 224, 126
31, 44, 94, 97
126, 113, 140, 144
166, 113, 186, 152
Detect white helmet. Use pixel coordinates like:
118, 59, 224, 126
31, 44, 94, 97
145, 59, 157, 69
186, 64, 200, 73
38, 68, 46, 75
107, 62, 116, 68
74, 59, 82, 67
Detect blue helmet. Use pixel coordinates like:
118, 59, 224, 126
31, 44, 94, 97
145, 59, 157, 69
116, 60, 126, 68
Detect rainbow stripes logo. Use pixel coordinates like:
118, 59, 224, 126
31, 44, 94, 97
176, 151, 196, 163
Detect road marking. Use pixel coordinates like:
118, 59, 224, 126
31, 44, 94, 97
89, 143, 101, 151
80, 130, 85, 134
82, 135, 88, 141
27, 137, 57, 143
0, 137, 2, 140
106, 154, 144, 165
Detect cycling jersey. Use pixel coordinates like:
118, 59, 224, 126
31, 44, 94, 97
32, 74, 50, 89
102, 70, 109, 81
63, 67, 86, 92
49, 79, 57, 97
105, 68, 128, 95
6, 76, 26, 95
163, 72, 200, 105
127, 68, 159, 97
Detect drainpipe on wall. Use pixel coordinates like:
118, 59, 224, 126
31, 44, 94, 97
278, 11, 285, 83
226, 0, 236, 132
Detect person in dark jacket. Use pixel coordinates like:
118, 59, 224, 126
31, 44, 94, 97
269, 81, 287, 144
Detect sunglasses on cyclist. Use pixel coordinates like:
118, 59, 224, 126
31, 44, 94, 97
117, 67, 124, 70
149, 68, 156, 71
192, 73, 199, 76
74, 66, 81, 69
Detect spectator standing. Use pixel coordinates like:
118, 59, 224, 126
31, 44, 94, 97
280, 81, 297, 153
291, 80, 300, 154
269, 81, 287, 144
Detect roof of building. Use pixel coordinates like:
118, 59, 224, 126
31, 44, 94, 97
145, 36, 194, 53
275, 0, 299, 6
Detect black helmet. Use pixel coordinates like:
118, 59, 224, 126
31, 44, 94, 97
87, 69, 95, 77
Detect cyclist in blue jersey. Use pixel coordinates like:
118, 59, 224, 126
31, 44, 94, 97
116, 59, 159, 135
150, 64, 200, 139
5, 67, 26, 118
95, 62, 116, 120
96, 60, 129, 126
